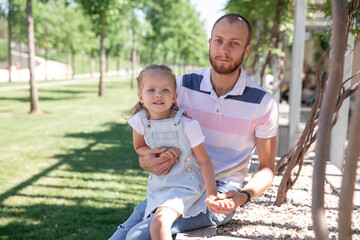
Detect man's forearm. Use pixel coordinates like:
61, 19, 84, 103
241, 166, 274, 201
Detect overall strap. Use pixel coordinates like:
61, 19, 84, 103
141, 110, 151, 127
173, 108, 185, 125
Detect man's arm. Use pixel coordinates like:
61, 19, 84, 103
206, 136, 276, 214
241, 136, 276, 198
133, 128, 180, 176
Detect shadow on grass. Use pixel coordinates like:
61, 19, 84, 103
0, 203, 136, 239
40, 89, 97, 94
0, 95, 84, 103
0, 122, 147, 239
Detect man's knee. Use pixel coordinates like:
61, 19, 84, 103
126, 216, 152, 240
108, 226, 127, 240
212, 210, 236, 226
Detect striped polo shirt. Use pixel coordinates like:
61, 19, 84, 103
176, 67, 279, 187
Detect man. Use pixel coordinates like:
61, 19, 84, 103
109, 13, 279, 240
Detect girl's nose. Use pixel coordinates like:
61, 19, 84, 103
155, 91, 163, 97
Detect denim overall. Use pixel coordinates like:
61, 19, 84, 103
142, 108, 207, 219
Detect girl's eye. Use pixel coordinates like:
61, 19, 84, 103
147, 89, 155, 92
163, 89, 170, 92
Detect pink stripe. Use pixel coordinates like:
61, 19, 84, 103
180, 104, 252, 135
255, 108, 275, 126
180, 104, 275, 135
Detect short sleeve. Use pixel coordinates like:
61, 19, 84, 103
254, 93, 279, 138
128, 111, 145, 135
182, 117, 205, 148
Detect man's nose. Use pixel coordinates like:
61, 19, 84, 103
219, 43, 229, 54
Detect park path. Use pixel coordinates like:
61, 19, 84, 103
0, 51, 72, 83
0, 74, 132, 92
0, 51, 134, 92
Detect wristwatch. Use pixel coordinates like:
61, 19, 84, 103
239, 190, 251, 206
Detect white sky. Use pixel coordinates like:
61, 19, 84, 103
190, 0, 228, 38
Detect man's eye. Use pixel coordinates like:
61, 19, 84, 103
214, 39, 222, 43
231, 42, 239, 46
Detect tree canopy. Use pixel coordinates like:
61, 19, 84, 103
0, 0, 208, 69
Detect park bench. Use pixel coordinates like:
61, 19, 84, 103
175, 226, 250, 240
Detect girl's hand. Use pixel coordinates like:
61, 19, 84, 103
139, 148, 178, 175
205, 191, 241, 214
159, 148, 180, 163
205, 195, 220, 213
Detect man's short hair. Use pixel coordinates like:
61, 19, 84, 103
211, 13, 252, 45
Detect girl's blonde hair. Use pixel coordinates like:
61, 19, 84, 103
131, 64, 181, 117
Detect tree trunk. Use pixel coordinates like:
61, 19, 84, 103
8, 0, 12, 83
116, 48, 120, 75
99, 31, 105, 97
106, 54, 109, 77
26, 0, 41, 114
131, 30, 136, 89
45, 48, 48, 81
71, 52, 75, 78
339, 83, 360, 239
66, 52, 71, 78
338, 3, 360, 237
312, 1, 347, 239
150, 37, 155, 63
259, 0, 284, 86
90, 55, 95, 78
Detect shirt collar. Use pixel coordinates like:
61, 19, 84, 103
200, 66, 247, 96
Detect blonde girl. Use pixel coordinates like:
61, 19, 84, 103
127, 64, 217, 240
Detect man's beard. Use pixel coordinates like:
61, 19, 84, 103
209, 49, 245, 75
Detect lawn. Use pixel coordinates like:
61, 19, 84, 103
0, 78, 148, 239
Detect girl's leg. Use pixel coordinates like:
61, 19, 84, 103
150, 207, 180, 240
109, 199, 147, 240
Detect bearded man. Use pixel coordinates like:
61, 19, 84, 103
109, 13, 279, 240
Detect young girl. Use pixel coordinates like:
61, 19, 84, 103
128, 64, 217, 240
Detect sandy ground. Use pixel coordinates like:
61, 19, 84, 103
216, 160, 360, 240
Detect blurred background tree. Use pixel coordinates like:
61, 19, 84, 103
0, 0, 208, 89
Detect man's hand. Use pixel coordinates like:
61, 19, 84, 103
205, 190, 248, 214
139, 147, 179, 176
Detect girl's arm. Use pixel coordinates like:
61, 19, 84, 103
133, 129, 151, 156
192, 143, 217, 198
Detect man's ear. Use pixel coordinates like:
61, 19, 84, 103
138, 92, 143, 103
243, 44, 252, 60
173, 92, 178, 103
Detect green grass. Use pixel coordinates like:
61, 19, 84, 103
0, 78, 148, 239
0, 77, 93, 88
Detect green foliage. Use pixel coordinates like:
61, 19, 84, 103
312, 0, 360, 47
34, 0, 97, 55
225, 0, 294, 67
2, 0, 209, 72
141, 0, 208, 65
6, 0, 27, 44
0, 79, 147, 239
77, 0, 127, 36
